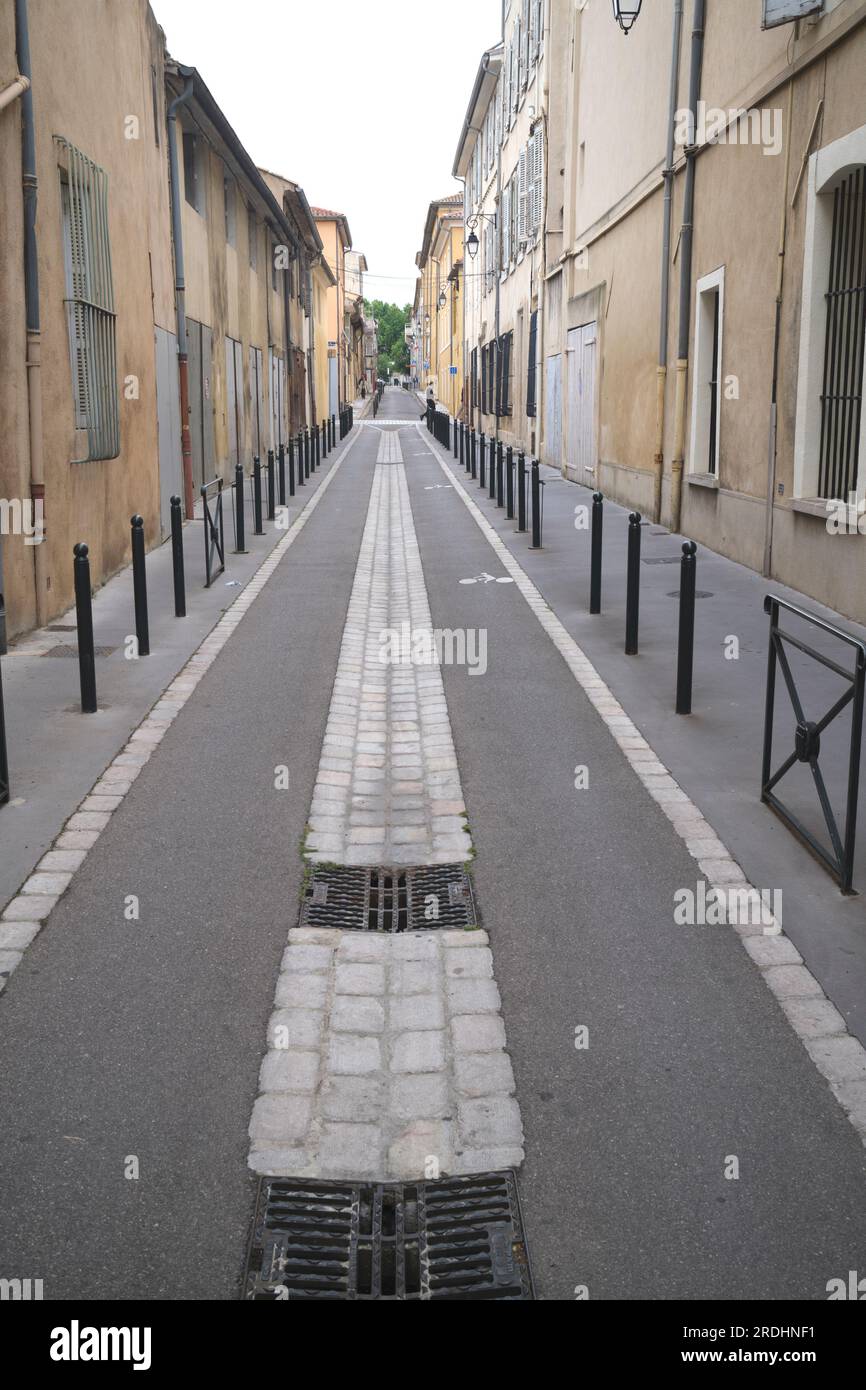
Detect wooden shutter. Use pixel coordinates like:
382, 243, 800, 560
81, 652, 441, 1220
527, 311, 538, 418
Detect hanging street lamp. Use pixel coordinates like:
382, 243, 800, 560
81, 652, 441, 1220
612, 1, 643, 36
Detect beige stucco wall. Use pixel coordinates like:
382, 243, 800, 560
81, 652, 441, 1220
1, 0, 175, 639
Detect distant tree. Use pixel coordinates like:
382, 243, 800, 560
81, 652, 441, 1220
369, 300, 411, 377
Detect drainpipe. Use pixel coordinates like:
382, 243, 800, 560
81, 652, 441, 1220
654, 0, 684, 524
167, 72, 195, 519
670, 0, 705, 536
763, 79, 795, 578
15, 0, 48, 630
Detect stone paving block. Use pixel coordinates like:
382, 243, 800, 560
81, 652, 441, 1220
320, 1075, 385, 1122
335, 962, 386, 996
258, 1050, 320, 1093
391, 1074, 451, 1121
391, 959, 439, 994
457, 1096, 523, 1149
0, 922, 41, 951
332, 995, 386, 1035
450, 1014, 508, 1053
391, 934, 439, 962
446, 978, 502, 1015
441, 929, 489, 947
338, 934, 392, 962
390, 1030, 446, 1074
280, 944, 333, 974
454, 1051, 516, 1098
445, 947, 494, 980
779, 997, 847, 1039
387, 1120, 454, 1180
248, 1146, 314, 1176
327, 1034, 382, 1075
805, 1036, 866, 1084
268, 1009, 325, 1050
389, 994, 446, 1032
249, 1093, 314, 1143
274, 972, 329, 1011
319, 1123, 383, 1178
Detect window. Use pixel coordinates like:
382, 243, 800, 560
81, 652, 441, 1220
689, 268, 724, 478
182, 130, 205, 215
471, 346, 478, 412
527, 126, 545, 237
497, 331, 513, 416
818, 167, 866, 501
527, 310, 538, 418
57, 137, 119, 461
248, 206, 257, 268
224, 174, 237, 247
794, 126, 866, 506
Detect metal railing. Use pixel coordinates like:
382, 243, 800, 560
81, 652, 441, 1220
202, 478, 226, 588
762, 594, 866, 894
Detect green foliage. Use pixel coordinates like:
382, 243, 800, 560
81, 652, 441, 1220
368, 300, 411, 377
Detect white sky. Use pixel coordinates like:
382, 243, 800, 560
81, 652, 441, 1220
150, 0, 502, 308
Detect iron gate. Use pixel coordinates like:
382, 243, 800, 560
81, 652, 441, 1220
762, 595, 866, 894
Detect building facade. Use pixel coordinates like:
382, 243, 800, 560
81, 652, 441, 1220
414, 195, 465, 417
313, 209, 352, 415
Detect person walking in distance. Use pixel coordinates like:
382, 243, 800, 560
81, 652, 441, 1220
421, 380, 435, 423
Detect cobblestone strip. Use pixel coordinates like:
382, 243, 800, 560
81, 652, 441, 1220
249, 927, 523, 1180
305, 457, 472, 867
0, 431, 361, 997
419, 424, 866, 1149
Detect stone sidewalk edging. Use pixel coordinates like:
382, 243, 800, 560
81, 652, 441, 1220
0, 430, 363, 998
419, 424, 866, 1150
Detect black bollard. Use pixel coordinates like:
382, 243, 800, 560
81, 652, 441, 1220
267, 449, 276, 520
304, 429, 310, 481
506, 447, 514, 520
531, 461, 542, 549
489, 439, 496, 500
453, 419, 458, 459
676, 542, 698, 715
278, 444, 286, 507
131, 514, 150, 656
331, 415, 336, 449
0, 655, 9, 805
288, 438, 296, 497
517, 452, 527, 532
234, 463, 246, 552
73, 543, 97, 713
496, 441, 504, 507
479, 433, 486, 489
625, 512, 642, 656
460, 423, 465, 469
471, 429, 477, 480
297, 432, 305, 486
253, 456, 264, 535
322, 419, 328, 460
170, 495, 186, 618
590, 492, 604, 614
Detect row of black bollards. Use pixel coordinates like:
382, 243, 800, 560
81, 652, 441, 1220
68, 408, 346, 715
452, 422, 543, 548
339, 406, 354, 438
589, 491, 697, 713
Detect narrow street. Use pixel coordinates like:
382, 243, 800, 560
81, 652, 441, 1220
2, 392, 864, 1304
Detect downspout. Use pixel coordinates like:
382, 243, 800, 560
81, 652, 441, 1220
670, 0, 705, 536
655, 0, 684, 524
167, 72, 195, 519
15, 0, 47, 629
763, 79, 795, 578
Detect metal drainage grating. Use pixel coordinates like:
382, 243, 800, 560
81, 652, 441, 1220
42, 644, 117, 658
243, 1173, 533, 1301
302, 864, 476, 933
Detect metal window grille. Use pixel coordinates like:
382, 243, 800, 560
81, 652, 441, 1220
497, 331, 512, 417
708, 288, 721, 476
819, 166, 866, 501
526, 311, 538, 418
56, 137, 119, 462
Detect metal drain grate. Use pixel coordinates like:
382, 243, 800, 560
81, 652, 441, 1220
243, 1173, 533, 1300
42, 644, 117, 658
302, 864, 476, 933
